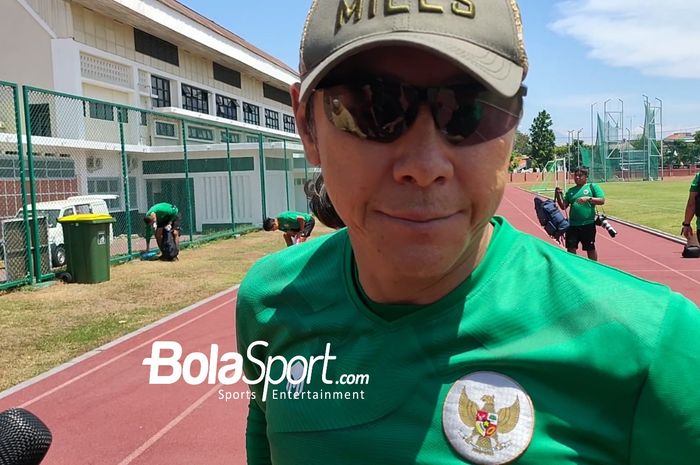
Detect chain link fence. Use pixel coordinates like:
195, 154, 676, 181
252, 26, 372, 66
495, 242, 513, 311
0, 83, 315, 288
0, 82, 33, 290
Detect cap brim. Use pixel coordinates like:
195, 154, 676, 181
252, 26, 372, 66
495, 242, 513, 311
299, 32, 524, 102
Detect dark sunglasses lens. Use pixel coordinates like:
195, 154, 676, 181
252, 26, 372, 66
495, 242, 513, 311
431, 86, 521, 145
323, 80, 419, 142
322, 79, 521, 145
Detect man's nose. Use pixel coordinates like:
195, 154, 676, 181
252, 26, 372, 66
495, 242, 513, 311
390, 106, 454, 187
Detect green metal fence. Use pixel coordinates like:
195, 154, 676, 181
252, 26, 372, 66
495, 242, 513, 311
0, 82, 315, 288
0, 82, 33, 290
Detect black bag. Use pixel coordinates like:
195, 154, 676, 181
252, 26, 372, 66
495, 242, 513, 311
682, 245, 700, 258
160, 227, 179, 261
534, 197, 570, 240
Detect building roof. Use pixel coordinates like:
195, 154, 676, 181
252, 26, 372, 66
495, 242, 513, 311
664, 132, 695, 142
156, 0, 297, 76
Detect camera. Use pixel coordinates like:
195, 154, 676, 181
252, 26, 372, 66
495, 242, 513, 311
595, 214, 617, 238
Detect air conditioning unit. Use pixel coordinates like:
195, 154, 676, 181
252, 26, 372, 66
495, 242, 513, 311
86, 155, 103, 172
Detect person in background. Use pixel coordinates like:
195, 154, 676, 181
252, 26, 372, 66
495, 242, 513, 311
263, 211, 315, 246
143, 202, 180, 253
554, 166, 605, 261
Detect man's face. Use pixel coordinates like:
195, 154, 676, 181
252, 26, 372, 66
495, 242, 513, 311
574, 171, 588, 186
294, 47, 517, 281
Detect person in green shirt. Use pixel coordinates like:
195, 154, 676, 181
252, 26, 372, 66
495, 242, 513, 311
263, 211, 315, 247
681, 172, 700, 240
236, 1, 700, 464
143, 202, 180, 253
554, 166, 606, 261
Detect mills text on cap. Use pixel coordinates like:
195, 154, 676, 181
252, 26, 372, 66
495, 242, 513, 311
298, 0, 528, 101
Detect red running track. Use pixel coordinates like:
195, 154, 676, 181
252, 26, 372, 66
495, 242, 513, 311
1, 185, 698, 464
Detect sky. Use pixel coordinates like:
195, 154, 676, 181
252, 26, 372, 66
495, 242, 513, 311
178, 0, 700, 144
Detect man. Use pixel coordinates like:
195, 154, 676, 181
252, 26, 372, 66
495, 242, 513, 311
143, 202, 180, 255
681, 171, 700, 242
554, 167, 605, 261
262, 211, 315, 246
236, 1, 700, 464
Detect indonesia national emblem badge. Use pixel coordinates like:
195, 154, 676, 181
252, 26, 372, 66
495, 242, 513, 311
442, 372, 535, 465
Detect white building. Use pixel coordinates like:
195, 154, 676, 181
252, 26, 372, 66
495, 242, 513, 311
0, 0, 315, 235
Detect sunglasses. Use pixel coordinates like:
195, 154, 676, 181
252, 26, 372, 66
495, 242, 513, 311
318, 75, 525, 146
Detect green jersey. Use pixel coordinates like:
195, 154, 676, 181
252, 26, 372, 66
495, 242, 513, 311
690, 173, 700, 193
236, 217, 700, 465
564, 183, 604, 226
144, 203, 178, 240
690, 174, 700, 227
276, 211, 312, 232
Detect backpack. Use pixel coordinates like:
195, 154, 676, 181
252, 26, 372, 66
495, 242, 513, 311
534, 197, 570, 240
160, 227, 179, 261
682, 245, 700, 258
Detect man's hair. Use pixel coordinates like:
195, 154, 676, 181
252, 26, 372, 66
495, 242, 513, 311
262, 217, 276, 231
573, 166, 589, 176
143, 214, 154, 225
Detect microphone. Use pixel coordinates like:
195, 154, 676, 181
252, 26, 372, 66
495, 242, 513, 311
0, 408, 52, 465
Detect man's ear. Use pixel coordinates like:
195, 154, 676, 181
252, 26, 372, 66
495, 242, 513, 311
290, 83, 320, 166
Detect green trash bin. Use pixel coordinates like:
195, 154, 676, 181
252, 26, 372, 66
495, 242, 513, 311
58, 213, 115, 284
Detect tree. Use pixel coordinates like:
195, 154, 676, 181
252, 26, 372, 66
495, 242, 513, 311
509, 131, 530, 172
528, 110, 556, 169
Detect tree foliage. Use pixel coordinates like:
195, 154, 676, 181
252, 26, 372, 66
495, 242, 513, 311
528, 110, 556, 169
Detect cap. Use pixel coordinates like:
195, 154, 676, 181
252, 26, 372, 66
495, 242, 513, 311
298, 0, 528, 101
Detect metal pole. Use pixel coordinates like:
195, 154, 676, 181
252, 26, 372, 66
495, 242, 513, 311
591, 102, 598, 181
118, 108, 132, 259
22, 86, 42, 283
619, 98, 624, 181
181, 121, 194, 243
258, 133, 267, 221
642, 95, 649, 180
656, 97, 663, 180
603, 99, 611, 182
225, 128, 236, 233
12, 83, 33, 286
576, 128, 583, 170
283, 140, 290, 210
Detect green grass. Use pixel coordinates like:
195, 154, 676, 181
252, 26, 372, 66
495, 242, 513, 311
531, 177, 692, 237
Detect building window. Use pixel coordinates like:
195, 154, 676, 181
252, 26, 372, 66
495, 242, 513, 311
28, 103, 51, 137
187, 126, 214, 141
134, 28, 179, 66
87, 177, 137, 210
221, 131, 240, 143
213, 62, 241, 88
243, 103, 260, 125
216, 95, 238, 121
246, 135, 260, 144
155, 121, 176, 138
151, 76, 171, 108
283, 115, 296, 133
89, 102, 114, 121
182, 84, 209, 114
263, 83, 292, 106
265, 109, 280, 130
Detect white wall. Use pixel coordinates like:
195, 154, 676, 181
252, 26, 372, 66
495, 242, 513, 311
0, 0, 55, 88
